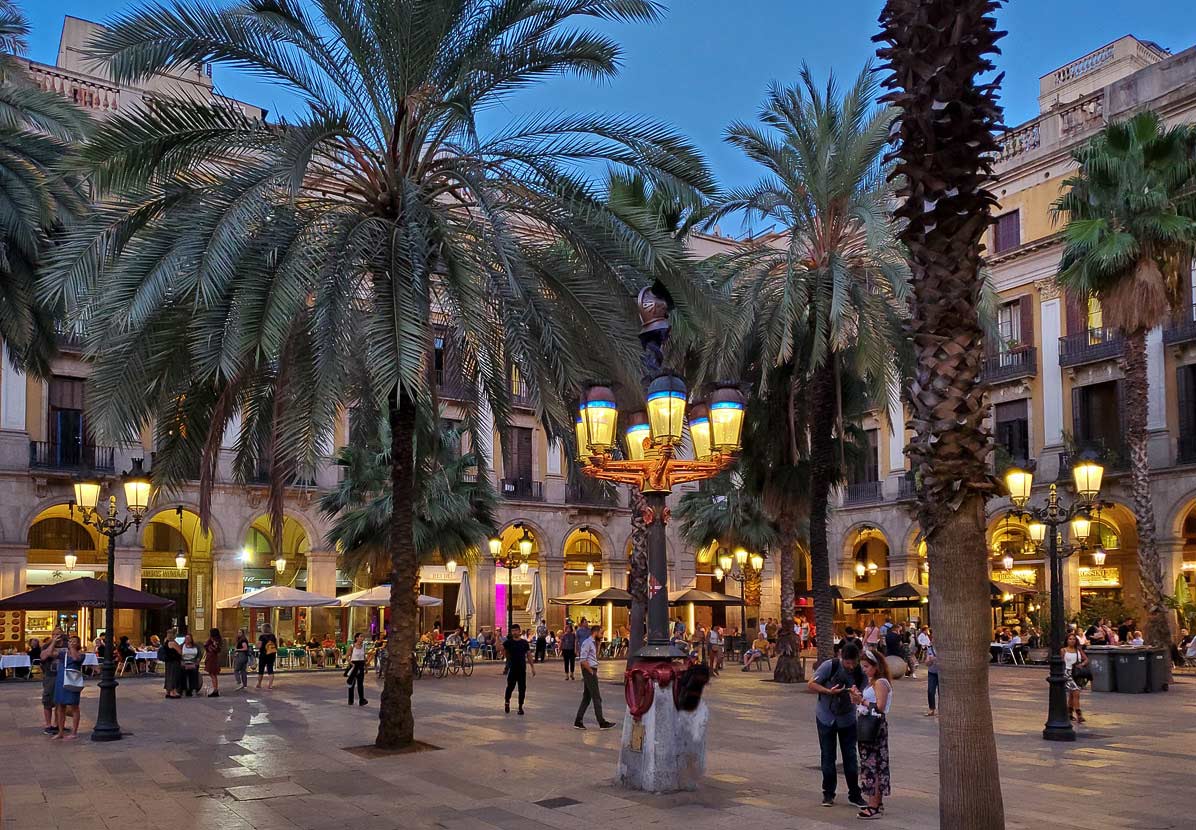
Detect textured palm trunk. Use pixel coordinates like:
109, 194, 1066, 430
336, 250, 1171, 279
773, 514, 804, 682
1121, 329, 1172, 650
376, 388, 418, 748
626, 486, 649, 668
808, 360, 837, 665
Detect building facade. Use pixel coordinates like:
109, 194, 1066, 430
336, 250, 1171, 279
0, 18, 781, 651
827, 36, 1196, 629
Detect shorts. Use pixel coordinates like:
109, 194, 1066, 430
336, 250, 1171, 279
41, 668, 56, 709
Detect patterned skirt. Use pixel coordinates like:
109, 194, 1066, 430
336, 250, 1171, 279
858, 718, 891, 798
1064, 665, 1080, 693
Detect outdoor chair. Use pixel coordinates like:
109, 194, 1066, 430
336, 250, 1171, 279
748, 654, 772, 672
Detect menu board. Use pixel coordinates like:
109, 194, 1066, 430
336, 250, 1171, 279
0, 610, 24, 646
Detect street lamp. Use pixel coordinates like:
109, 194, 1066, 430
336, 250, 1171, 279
70, 458, 157, 742
1002, 452, 1108, 742
492, 524, 533, 632
718, 548, 765, 652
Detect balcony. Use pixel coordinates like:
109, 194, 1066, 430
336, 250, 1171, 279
566, 482, 619, 508
500, 478, 543, 501
895, 472, 917, 502
54, 321, 84, 351
843, 481, 883, 506
511, 378, 535, 409
1163, 304, 1196, 346
1059, 447, 1128, 477
30, 441, 115, 474
1058, 327, 1123, 367
433, 368, 471, 401
981, 346, 1037, 384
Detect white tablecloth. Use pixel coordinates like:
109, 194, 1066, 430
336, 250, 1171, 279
135, 651, 158, 660
0, 654, 31, 670
83, 653, 99, 666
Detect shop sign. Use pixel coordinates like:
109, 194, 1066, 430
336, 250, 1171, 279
142, 567, 188, 580
1182, 562, 1196, 572
991, 568, 1037, 587
420, 565, 464, 583
1079, 566, 1120, 588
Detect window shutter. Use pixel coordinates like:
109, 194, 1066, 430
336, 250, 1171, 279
1071, 386, 1084, 445
1064, 291, 1086, 336
1019, 295, 1034, 346
1178, 367, 1195, 432
1115, 379, 1127, 458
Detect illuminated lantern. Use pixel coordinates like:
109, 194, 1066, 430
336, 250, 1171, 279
708, 384, 746, 453
646, 374, 687, 446
581, 384, 618, 454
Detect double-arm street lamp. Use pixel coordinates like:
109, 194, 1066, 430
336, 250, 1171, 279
715, 546, 765, 651
1002, 452, 1108, 742
576, 378, 745, 659
489, 524, 532, 633
70, 458, 154, 742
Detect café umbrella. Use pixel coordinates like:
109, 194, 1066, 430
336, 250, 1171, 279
216, 585, 339, 609
454, 569, 475, 632
526, 569, 545, 625
0, 577, 174, 610
336, 585, 443, 607
548, 587, 633, 607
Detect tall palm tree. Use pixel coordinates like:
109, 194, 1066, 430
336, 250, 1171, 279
1054, 111, 1196, 650
674, 469, 779, 558
0, 0, 88, 373
875, 1, 1007, 826
40, 0, 715, 749
709, 63, 908, 664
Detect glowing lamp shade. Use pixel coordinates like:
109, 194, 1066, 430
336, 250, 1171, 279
1002, 554, 1014, 571
518, 533, 534, 559
734, 546, 749, 566
574, 412, 590, 462
921, 561, 930, 574
1072, 454, 1104, 501
687, 403, 712, 461
1004, 465, 1033, 507
240, 546, 252, 562
445, 559, 457, 575
718, 552, 733, 572
855, 561, 867, 578
645, 374, 687, 446
749, 552, 764, 571
175, 550, 187, 570
488, 536, 502, 558
519, 561, 529, 575
122, 457, 152, 516
1070, 514, 1092, 544
581, 385, 618, 454
585, 562, 595, 578
73, 480, 101, 513
1027, 520, 1047, 545
275, 557, 286, 573
1092, 547, 1107, 566
708, 384, 746, 453
714, 567, 725, 581
624, 411, 651, 462
1002, 592, 1014, 603
867, 561, 878, 574
64, 550, 77, 570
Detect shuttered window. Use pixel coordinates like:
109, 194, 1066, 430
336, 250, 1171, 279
993, 210, 1021, 253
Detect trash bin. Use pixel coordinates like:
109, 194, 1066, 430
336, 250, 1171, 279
1085, 646, 1116, 693
1112, 648, 1148, 693
1144, 647, 1171, 692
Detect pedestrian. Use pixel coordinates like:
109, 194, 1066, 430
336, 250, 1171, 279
765, 617, 778, 644
162, 628, 183, 699
560, 623, 577, 680
707, 625, 723, 675
180, 633, 201, 697
53, 635, 85, 739
864, 619, 881, 651
232, 629, 250, 690
1063, 631, 1089, 723
924, 629, 939, 716
535, 619, 548, 663
915, 625, 931, 662
503, 623, 534, 715
256, 624, 278, 689
574, 631, 615, 730
807, 642, 866, 809
851, 650, 893, 820
39, 627, 65, 734
346, 633, 368, 706
203, 628, 223, 697
576, 617, 590, 645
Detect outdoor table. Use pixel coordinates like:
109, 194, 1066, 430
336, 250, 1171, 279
135, 651, 159, 673
0, 654, 31, 678
82, 653, 99, 666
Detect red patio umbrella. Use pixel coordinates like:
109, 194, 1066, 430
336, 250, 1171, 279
0, 577, 174, 610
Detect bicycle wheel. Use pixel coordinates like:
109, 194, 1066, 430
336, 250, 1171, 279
461, 653, 474, 677
432, 653, 448, 678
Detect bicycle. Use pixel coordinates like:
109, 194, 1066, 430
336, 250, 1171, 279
446, 646, 474, 677
420, 644, 448, 678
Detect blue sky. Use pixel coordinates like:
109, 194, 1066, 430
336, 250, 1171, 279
24, 0, 1196, 222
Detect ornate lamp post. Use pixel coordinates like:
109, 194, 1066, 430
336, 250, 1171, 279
70, 458, 154, 742
1001, 452, 1107, 742
715, 547, 765, 652
490, 525, 532, 632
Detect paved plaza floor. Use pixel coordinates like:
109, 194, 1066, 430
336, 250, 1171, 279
0, 661, 1192, 830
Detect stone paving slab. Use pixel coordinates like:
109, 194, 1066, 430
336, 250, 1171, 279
1, 664, 1193, 829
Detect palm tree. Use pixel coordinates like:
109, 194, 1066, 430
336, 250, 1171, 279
1053, 111, 1196, 650
709, 63, 908, 664
0, 0, 87, 372
875, 1, 1008, 827
40, 0, 715, 749
674, 470, 779, 557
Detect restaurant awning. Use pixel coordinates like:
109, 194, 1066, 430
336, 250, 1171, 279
549, 587, 633, 607
846, 581, 928, 607
796, 585, 861, 601
336, 585, 442, 607
668, 588, 744, 606
990, 580, 1036, 597
216, 585, 339, 609
0, 577, 174, 610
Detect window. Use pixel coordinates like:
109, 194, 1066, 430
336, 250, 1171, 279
502, 426, 533, 482
996, 301, 1021, 350
433, 335, 446, 385
993, 210, 1021, 253
849, 429, 880, 484
994, 400, 1030, 465
1086, 295, 1103, 332
48, 375, 87, 464
1178, 365, 1196, 463
1071, 381, 1123, 460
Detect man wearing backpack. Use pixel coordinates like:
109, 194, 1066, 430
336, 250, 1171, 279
807, 642, 866, 809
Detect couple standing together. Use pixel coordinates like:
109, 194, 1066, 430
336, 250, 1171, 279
503, 621, 614, 730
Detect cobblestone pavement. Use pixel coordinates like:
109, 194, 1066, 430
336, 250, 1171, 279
1, 661, 1193, 830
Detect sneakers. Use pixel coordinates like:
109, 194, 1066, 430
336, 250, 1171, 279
207, 691, 219, 698
42, 726, 57, 735
359, 700, 368, 706
504, 701, 510, 714
821, 797, 835, 807
573, 721, 586, 730
848, 794, 867, 808
518, 708, 525, 716
598, 721, 616, 729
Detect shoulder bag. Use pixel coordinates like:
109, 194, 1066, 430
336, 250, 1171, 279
1071, 650, 1092, 686
857, 703, 884, 743
62, 665, 86, 692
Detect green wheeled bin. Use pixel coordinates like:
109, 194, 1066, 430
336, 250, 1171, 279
1144, 647, 1170, 692
1085, 646, 1116, 693
1112, 648, 1148, 693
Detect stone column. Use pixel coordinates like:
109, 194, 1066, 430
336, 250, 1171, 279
1158, 538, 1185, 598
476, 562, 496, 633
1060, 553, 1082, 619
542, 555, 565, 628
758, 556, 781, 624
213, 550, 244, 638
1037, 286, 1065, 473
1145, 327, 1171, 467
306, 550, 339, 637
113, 546, 142, 639
887, 555, 921, 585
0, 544, 26, 598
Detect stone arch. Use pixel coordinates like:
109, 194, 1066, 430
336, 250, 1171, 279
562, 523, 611, 560
839, 521, 891, 561
142, 504, 225, 553
1163, 489, 1196, 540
492, 519, 554, 564
140, 506, 218, 561
234, 511, 319, 557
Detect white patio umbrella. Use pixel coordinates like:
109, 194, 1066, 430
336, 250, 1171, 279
454, 569, 475, 632
216, 584, 339, 608
525, 568, 545, 626
337, 584, 443, 607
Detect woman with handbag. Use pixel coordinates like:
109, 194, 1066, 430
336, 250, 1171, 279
345, 633, 367, 706
203, 628, 223, 697
162, 629, 183, 698
257, 624, 278, 689
850, 650, 893, 820
232, 629, 251, 690
180, 633, 201, 697
1063, 632, 1089, 722
53, 635, 85, 740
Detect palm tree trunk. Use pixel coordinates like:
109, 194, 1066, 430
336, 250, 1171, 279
626, 486, 649, 668
376, 386, 417, 749
1121, 329, 1172, 649
808, 359, 837, 665
930, 494, 1004, 827
773, 514, 804, 682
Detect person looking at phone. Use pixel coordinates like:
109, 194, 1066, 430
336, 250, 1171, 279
807, 642, 867, 809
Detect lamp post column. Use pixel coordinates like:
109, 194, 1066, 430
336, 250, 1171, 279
1043, 517, 1074, 741
637, 490, 679, 658
93, 528, 122, 742
506, 564, 514, 633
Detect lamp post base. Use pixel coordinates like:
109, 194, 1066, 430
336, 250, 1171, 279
617, 672, 707, 793
1042, 669, 1075, 742
91, 722, 123, 742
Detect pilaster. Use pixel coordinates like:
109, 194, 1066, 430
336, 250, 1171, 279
0, 544, 26, 598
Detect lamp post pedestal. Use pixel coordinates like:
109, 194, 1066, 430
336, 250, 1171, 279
1043, 525, 1075, 742
616, 674, 708, 792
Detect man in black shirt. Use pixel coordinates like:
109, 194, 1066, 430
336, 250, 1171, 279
503, 624, 535, 715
